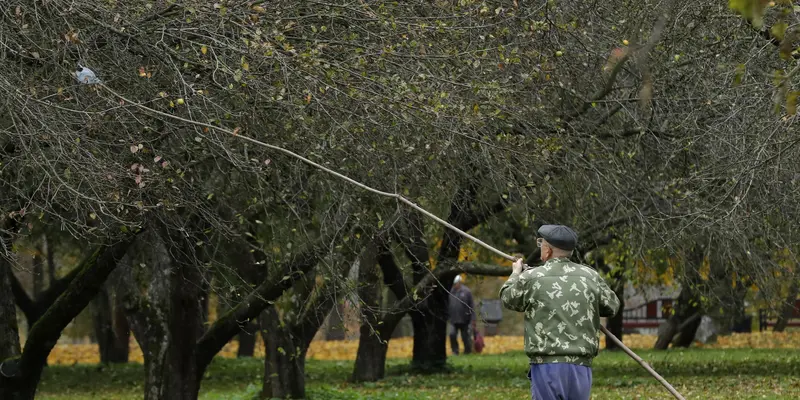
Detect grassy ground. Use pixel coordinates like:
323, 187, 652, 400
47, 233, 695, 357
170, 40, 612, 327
37, 348, 800, 400
41, 332, 800, 365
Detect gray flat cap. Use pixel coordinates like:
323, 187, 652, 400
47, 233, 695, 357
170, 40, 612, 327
537, 224, 578, 251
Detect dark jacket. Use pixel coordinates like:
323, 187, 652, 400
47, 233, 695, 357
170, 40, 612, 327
448, 285, 474, 325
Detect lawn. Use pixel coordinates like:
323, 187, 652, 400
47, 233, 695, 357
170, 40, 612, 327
36, 348, 800, 400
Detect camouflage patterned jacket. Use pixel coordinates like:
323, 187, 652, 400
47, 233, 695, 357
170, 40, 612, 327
500, 257, 620, 367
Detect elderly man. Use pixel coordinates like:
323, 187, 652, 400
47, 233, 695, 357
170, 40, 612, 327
448, 275, 475, 355
500, 225, 620, 400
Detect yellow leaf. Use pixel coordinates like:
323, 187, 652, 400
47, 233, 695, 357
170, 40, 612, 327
771, 22, 788, 41
733, 64, 746, 86
201, 45, 208, 55
729, 0, 770, 29
787, 91, 799, 116
25, 329, 800, 366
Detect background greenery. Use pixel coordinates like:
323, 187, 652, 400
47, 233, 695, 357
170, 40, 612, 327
38, 348, 800, 400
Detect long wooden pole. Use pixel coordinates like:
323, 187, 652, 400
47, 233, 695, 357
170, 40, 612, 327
98, 84, 686, 400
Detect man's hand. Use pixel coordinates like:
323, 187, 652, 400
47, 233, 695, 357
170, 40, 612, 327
512, 258, 525, 275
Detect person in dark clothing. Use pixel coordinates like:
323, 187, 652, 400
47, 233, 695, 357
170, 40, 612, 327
448, 275, 475, 355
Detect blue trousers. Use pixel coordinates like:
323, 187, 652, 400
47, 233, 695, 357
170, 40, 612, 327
527, 363, 592, 400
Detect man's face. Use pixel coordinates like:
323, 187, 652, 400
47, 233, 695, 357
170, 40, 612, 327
453, 282, 461, 290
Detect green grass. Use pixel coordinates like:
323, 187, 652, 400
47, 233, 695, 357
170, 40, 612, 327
37, 349, 800, 399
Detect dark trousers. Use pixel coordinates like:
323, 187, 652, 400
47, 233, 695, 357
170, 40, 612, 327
449, 323, 472, 355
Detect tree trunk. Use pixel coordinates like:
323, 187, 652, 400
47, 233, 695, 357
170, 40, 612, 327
93, 285, 115, 363
325, 303, 346, 341
408, 186, 505, 373
0, 259, 22, 400
350, 239, 409, 379
134, 295, 201, 400
93, 285, 129, 364
672, 313, 702, 348
654, 287, 700, 350
774, 279, 799, 332
654, 319, 678, 350
605, 279, 625, 351
352, 241, 388, 382
352, 325, 389, 382
1, 237, 135, 400
259, 257, 346, 397
168, 260, 203, 399
411, 288, 449, 372
111, 298, 131, 363
236, 320, 258, 358
413, 225, 455, 372
122, 230, 202, 400
260, 307, 306, 400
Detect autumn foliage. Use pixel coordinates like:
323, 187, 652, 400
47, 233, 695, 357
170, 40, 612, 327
37, 332, 800, 365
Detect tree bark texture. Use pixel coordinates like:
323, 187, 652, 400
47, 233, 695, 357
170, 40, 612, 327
121, 230, 203, 400
260, 307, 306, 400
258, 249, 353, 398
672, 313, 702, 348
352, 241, 387, 382
93, 283, 130, 364
236, 320, 258, 358
654, 286, 700, 350
352, 326, 389, 382
221, 238, 263, 359
605, 275, 625, 351
12, 259, 85, 328
0, 258, 21, 361
0, 258, 22, 400
411, 202, 466, 372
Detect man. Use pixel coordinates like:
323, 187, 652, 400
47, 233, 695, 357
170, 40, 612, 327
500, 225, 620, 400
448, 275, 475, 355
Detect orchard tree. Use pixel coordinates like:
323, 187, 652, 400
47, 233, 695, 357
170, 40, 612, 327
2, 0, 799, 398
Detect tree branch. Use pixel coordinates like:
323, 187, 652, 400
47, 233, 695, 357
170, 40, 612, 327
377, 246, 408, 301
12, 247, 107, 328
395, 211, 431, 285
0, 235, 136, 394
291, 282, 339, 350
195, 242, 327, 375
9, 273, 34, 324
564, 6, 670, 122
